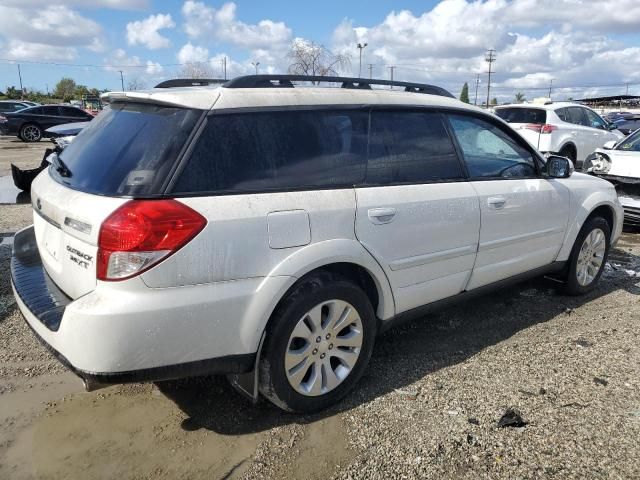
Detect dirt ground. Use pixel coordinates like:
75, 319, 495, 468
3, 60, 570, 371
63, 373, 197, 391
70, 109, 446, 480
0, 135, 639, 479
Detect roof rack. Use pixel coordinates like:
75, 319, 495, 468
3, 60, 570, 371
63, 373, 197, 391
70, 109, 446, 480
154, 78, 227, 88
222, 75, 454, 98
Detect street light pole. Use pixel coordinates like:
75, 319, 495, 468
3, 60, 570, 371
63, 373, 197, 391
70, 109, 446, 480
251, 61, 260, 75
474, 74, 481, 106
118, 70, 125, 91
357, 43, 368, 78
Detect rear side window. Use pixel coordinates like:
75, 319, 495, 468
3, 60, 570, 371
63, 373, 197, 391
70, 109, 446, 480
366, 110, 463, 184
173, 110, 368, 193
60, 106, 87, 118
448, 114, 537, 178
494, 108, 546, 124
55, 103, 201, 195
555, 108, 568, 122
42, 106, 60, 116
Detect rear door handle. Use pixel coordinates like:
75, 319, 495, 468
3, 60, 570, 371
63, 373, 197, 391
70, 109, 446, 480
368, 207, 397, 224
487, 196, 507, 209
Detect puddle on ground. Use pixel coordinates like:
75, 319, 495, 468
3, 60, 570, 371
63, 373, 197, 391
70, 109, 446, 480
0, 176, 30, 204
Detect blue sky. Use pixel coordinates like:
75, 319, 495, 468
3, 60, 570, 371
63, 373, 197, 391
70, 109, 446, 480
2, 0, 640, 100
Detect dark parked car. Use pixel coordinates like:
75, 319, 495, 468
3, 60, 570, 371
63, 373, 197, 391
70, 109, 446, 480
0, 100, 31, 114
0, 104, 93, 142
613, 116, 640, 136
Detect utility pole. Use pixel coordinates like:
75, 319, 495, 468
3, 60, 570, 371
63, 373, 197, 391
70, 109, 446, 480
17, 64, 24, 99
251, 62, 260, 75
222, 57, 227, 80
474, 74, 481, 106
548, 79, 553, 99
368, 63, 374, 79
45, 83, 49, 96
484, 49, 496, 108
356, 42, 368, 78
388, 66, 395, 89
626, 83, 630, 96
118, 70, 124, 91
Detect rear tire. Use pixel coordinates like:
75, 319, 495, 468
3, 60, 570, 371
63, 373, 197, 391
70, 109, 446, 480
564, 216, 610, 295
20, 123, 42, 142
259, 273, 376, 413
559, 145, 576, 163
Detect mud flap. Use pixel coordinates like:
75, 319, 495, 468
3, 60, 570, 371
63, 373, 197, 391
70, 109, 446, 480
227, 332, 265, 405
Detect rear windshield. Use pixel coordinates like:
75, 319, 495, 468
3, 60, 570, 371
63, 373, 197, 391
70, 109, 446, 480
53, 102, 202, 196
495, 107, 547, 124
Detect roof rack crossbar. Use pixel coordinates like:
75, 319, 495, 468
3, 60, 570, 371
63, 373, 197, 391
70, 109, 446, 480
154, 78, 227, 88
223, 75, 454, 98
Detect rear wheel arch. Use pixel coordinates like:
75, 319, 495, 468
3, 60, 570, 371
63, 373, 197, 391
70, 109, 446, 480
558, 142, 577, 161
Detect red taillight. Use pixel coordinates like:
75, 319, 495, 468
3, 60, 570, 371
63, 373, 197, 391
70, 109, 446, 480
97, 200, 206, 281
524, 123, 557, 134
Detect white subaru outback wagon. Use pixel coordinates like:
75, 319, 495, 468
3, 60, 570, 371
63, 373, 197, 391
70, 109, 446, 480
11, 75, 623, 413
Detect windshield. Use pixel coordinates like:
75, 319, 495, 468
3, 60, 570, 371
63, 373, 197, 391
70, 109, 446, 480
54, 102, 202, 196
494, 107, 547, 124
616, 129, 640, 152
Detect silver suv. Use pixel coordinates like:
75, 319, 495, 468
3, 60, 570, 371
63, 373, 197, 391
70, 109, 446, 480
11, 75, 623, 412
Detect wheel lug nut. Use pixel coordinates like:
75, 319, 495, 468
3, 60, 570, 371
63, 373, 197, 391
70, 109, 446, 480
316, 336, 321, 343
329, 344, 333, 349
312, 348, 318, 355
320, 353, 326, 359
326, 333, 331, 339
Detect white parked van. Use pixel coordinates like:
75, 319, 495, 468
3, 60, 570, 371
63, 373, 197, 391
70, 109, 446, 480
12, 75, 623, 412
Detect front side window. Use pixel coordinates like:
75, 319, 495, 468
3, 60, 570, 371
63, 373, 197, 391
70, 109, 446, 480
173, 110, 368, 193
448, 114, 537, 178
616, 129, 640, 152
366, 110, 463, 184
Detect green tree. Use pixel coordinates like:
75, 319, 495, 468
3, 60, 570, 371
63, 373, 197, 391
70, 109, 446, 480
54, 77, 77, 102
490, 97, 498, 106
514, 92, 526, 103
460, 82, 470, 103
74, 84, 89, 98
5, 86, 21, 99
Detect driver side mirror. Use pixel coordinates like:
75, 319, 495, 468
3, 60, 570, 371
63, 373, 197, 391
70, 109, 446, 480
547, 155, 573, 178
607, 123, 618, 131
603, 140, 616, 150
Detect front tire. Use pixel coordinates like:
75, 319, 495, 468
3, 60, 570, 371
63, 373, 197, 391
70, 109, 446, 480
564, 216, 610, 295
20, 124, 42, 142
259, 273, 376, 413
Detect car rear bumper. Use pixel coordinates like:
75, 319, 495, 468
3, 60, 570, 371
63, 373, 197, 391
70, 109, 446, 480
11, 225, 272, 385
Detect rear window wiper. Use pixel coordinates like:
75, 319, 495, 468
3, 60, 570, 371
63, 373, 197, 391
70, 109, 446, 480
50, 153, 72, 178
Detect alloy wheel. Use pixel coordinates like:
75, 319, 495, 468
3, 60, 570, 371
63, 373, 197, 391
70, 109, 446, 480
576, 228, 606, 286
285, 299, 363, 396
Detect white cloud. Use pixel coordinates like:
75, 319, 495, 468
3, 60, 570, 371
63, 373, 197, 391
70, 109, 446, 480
331, 0, 640, 100
146, 60, 164, 75
182, 1, 292, 49
103, 48, 141, 72
177, 42, 210, 64
0, 5, 105, 60
3, 40, 77, 61
127, 13, 175, 50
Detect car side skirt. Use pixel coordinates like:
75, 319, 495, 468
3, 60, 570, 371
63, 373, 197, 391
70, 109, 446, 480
379, 261, 566, 334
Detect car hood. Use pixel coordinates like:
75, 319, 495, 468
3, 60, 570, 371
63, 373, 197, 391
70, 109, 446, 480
45, 122, 89, 136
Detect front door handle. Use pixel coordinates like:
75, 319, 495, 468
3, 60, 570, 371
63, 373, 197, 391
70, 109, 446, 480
368, 207, 397, 224
487, 196, 507, 209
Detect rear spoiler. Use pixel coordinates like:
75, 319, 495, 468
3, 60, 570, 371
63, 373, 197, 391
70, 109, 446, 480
100, 90, 220, 110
